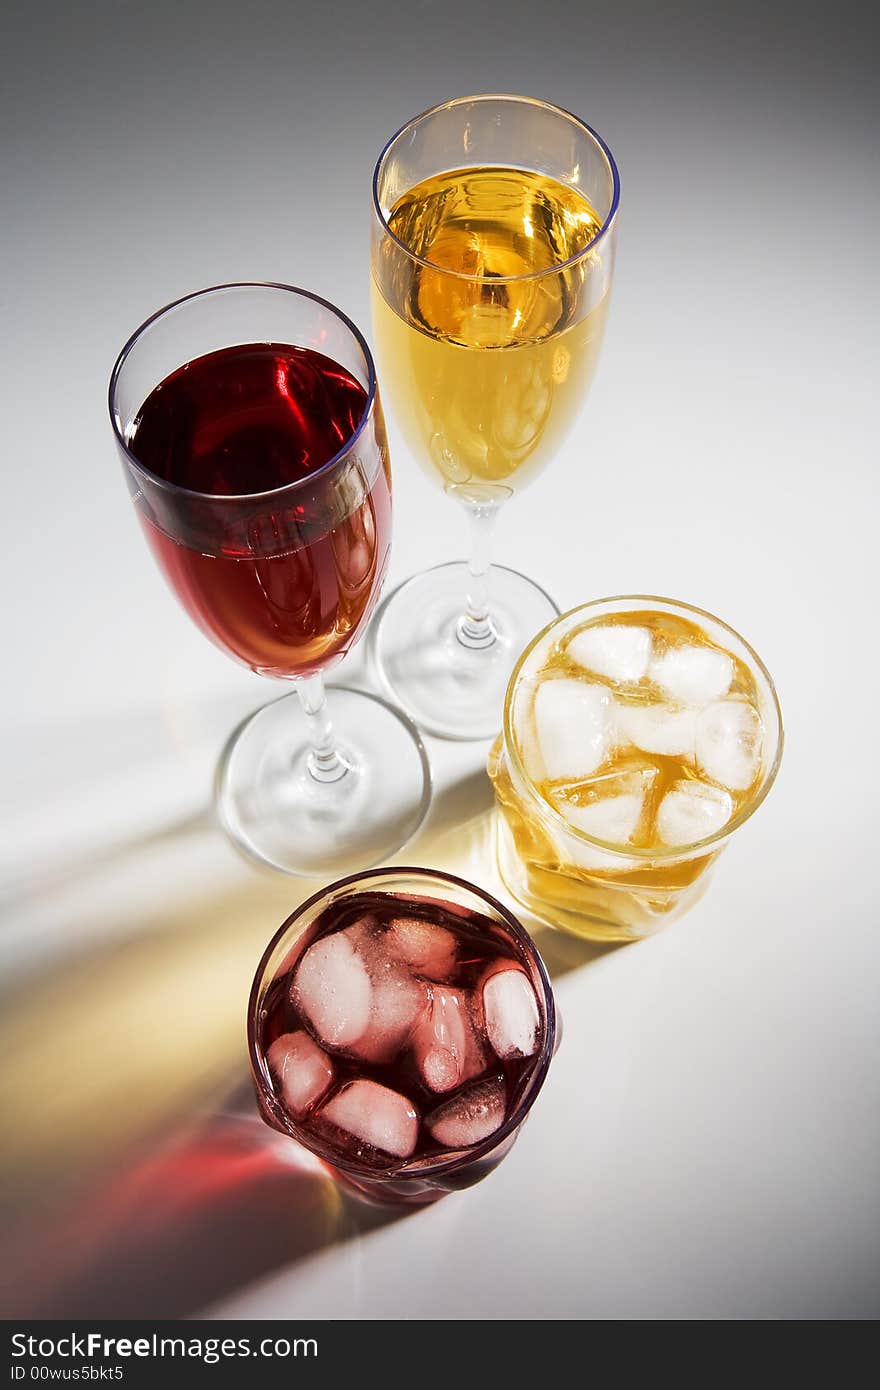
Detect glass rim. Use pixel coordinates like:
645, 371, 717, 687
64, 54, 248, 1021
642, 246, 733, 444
502, 594, 785, 861
371, 92, 621, 286
247, 864, 558, 1182
108, 281, 378, 504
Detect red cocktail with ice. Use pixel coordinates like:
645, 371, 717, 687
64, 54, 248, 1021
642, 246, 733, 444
248, 868, 557, 1204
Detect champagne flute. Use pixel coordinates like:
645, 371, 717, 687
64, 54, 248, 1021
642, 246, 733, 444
370, 94, 619, 739
109, 283, 431, 876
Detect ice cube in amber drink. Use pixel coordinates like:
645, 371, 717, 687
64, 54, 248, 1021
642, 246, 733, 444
488, 598, 782, 941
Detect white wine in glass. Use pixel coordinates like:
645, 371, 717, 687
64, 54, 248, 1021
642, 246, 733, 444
373, 166, 609, 493
370, 97, 619, 739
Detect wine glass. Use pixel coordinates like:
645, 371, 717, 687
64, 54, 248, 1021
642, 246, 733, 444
109, 283, 431, 876
370, 94, 620, 739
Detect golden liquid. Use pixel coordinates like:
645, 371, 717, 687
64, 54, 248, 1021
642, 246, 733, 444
489, 611, 766, 941
371, 167, 609, 493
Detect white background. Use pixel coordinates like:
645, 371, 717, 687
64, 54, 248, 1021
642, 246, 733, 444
1, 0, 878, 1319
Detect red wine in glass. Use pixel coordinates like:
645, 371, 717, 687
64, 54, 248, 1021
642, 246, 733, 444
127, 342, 392, 678
109, 284, 429, 877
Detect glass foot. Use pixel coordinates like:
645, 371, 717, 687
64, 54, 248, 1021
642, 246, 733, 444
369, 562, 560, 740
216, 686, 432, 876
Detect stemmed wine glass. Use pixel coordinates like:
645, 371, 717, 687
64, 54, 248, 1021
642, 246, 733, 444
109, 283, 431, 876
370, 94, 620, 739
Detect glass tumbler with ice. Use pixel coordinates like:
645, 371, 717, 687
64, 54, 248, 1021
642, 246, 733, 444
248, 868, 557, 1204
488, 596, 783, 941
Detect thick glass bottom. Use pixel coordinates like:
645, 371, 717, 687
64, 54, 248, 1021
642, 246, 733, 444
494, 814, 714, 943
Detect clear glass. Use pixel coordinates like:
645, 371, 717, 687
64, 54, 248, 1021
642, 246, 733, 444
248, 867, 558, 1205
109, 283, 431, 875
370, 94, 619, 739
489, 597, 783, 941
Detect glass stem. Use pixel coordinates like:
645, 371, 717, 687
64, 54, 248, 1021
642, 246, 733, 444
296, 672, 347, 783
457, 496, 503, 651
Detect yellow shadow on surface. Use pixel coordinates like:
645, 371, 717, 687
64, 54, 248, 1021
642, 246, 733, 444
0, 752, 610, 1317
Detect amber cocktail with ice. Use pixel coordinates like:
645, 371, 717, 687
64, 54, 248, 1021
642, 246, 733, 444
248, 868, 557, 1204
489, 597, 783, 942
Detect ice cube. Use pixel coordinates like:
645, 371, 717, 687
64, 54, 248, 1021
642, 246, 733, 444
336, 916, 430, 1063
696, 698, 763, 791
656, 779, 734, 846
520, 720, 546, 785
426, 1076, 507, 1149
351, 969, 429, 1064
556, 792, 644, 844
567, 623, 652, 683
530, 678, 615, 782
482, 967, 541, 1060
340, 914, 380, 957
320, 1079, 419, 1159
266, 1030, 333, 1117
650, 643, 733, 706
413, 987, 488, 1093
617, 702, 697, 757
292, 931, 372, 1049
386, 916, 457, 981
548, 765, 656, 867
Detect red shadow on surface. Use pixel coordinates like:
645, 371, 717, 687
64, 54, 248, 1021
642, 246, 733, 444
1, 1103, 400, 1319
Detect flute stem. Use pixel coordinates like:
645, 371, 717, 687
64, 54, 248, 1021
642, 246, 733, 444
456, 496, 503, 651
296, 672, 348, 783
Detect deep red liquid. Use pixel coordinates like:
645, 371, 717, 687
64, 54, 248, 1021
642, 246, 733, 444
128, 343, 391, 677
258, 892, 546, 1170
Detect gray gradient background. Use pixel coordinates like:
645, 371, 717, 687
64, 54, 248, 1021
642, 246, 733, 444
1, 0, 878, 1320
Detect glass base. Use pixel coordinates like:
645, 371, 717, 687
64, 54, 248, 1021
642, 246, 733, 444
369, 562, 560, 740
216, 686, 432, 876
